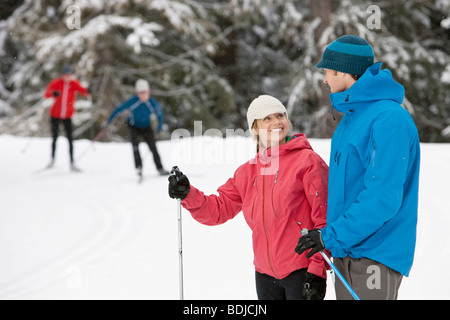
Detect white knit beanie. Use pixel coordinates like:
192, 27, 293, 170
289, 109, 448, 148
135, 79, 150, 92
247, 95, 288, 139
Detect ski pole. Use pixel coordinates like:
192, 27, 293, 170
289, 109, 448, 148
171, 166, 184, 300
300, 228, 360, 300
75, 129, 106, 163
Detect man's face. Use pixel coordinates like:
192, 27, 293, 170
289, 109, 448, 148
61, 73, 72, 82
323, 69, 348, 93
137, 90, 150, 102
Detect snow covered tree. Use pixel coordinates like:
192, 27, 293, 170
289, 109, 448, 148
0, 0, 236, 139
284, 0, 450, 141
0, 0, 449, 142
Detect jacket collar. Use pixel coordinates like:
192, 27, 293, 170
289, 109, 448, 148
329, 62, 404, 115
256, 133, 312, 164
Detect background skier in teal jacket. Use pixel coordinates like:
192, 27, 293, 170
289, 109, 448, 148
296, 35, 420, 300
105, 79, 169, 178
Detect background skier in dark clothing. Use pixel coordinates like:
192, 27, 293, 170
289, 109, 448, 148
105, 79, 169, 178
44, 66, 89, 171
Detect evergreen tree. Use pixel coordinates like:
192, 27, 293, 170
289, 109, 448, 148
0, 0, 449, 142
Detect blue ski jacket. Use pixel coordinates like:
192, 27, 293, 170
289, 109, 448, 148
107, 95, 164, 131
321, 62, 420, 276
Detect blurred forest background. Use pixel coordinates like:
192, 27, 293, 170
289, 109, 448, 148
0, 0, 449, 142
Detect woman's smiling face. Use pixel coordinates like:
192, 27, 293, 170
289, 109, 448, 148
254, 112, 288, 148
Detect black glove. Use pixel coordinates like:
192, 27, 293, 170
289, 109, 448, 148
295, 228, 325, 258
303, 272, 326, 300
53, 91, 60, 97
168, 169, 190, 199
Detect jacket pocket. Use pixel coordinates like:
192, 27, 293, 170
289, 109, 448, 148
250, 176, 258, 220
271, 171, 279, 218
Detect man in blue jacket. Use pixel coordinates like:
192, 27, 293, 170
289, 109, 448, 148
296, 35, 420, 300
106, 79, 169, 177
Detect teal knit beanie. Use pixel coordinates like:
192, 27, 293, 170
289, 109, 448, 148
316, 35, 374, 76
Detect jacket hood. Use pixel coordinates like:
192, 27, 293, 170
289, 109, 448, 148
330, 62, 405, 114
257, 133, 312, 162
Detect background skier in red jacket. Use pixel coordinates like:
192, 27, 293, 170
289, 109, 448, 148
169, 95, 329, 300
44, 66, 89, 171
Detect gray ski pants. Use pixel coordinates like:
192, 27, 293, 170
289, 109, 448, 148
333, 257, 403, 300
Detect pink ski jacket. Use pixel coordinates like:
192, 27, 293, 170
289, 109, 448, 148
181, 134, 329, 279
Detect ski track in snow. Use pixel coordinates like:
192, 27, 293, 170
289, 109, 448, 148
1, 135, 450, 299
0, 179, 134, 299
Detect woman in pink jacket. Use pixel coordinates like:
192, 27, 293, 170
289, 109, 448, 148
169, 95, 329, 300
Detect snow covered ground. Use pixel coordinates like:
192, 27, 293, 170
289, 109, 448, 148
1, 134, 449, 300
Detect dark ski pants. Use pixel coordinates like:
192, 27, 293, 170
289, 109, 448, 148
128, 125, 163, 170
255, 269, 307, 300
50, 117, 74, 163
333, 256, 403, 300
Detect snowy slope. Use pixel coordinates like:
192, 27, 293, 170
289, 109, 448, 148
0, 134, 449, 300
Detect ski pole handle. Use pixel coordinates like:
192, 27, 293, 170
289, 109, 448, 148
300, 228, 360, 300
170, 166, 182, 179
170, 166, 182, 200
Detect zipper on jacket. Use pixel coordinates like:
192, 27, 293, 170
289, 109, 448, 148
262, 167, 279, 279
334, 150, 341, 166
271, 171, 279, 218
61, 81, 69, 118
250, 176, 258, 220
